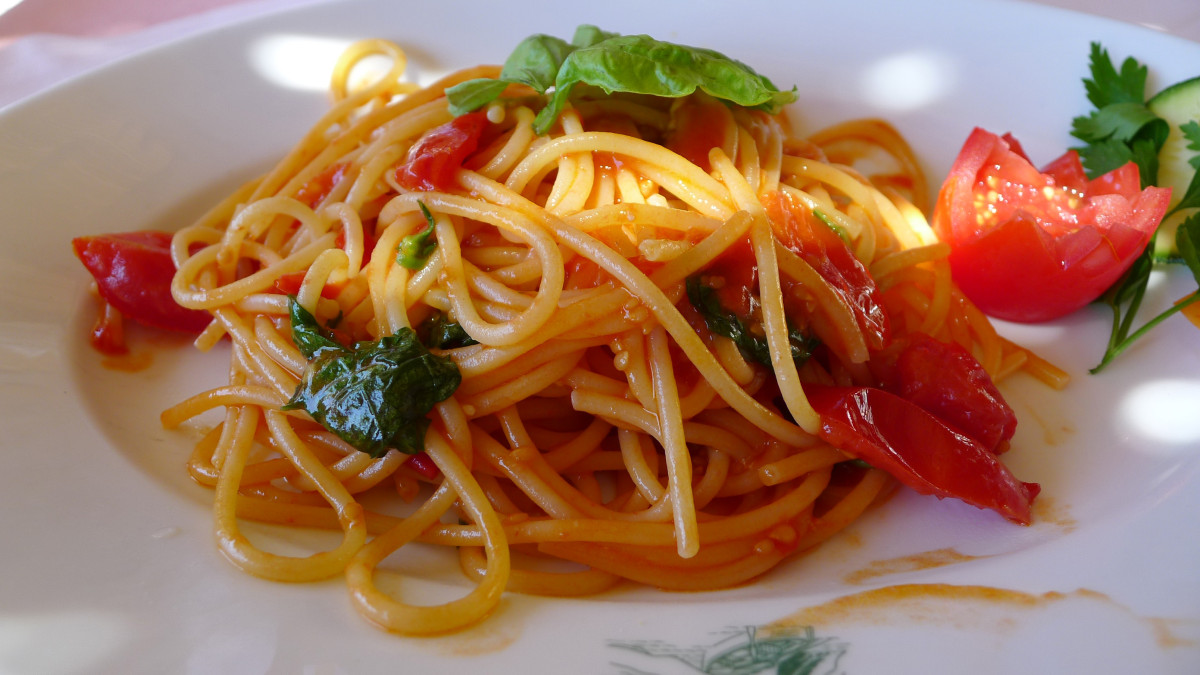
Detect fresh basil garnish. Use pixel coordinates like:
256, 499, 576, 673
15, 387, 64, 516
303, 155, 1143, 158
396, 201, 438, 270
686, 276, 816, 368
420, 312, 479, 350
283, 298, 461, 457
446, 25, 797, 134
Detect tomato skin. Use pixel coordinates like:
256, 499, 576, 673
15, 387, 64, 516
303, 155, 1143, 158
806, 384, 1039, 524
394, 112, 489, 192
666, 96, 736, 172
763, 190, 891, 350
296, 162, 348, 207
72, 230, 210, 333
933, 127, 1171, 323
703, 236, 758, 316
403, 452, 440, 480
890, 334, 1017, 453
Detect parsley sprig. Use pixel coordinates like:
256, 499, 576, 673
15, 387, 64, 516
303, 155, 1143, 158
1070, 43, 1200, 373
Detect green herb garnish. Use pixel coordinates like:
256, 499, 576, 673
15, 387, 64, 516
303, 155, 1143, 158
686, 276, 816, 367
446, 25, 797, 135
1073, 43, 1200, 372
1092, 212, 1200, 372
420, 312, 479, 350
1171, 120, 1200, 215
396, 201, 438, 270
1070, 43, 1169, 186
283, 297, 461, 457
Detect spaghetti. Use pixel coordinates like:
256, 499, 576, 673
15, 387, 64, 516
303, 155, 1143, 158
157, 36, 1066, 635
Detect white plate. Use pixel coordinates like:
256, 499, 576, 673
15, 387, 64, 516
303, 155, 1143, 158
2, 1, 1199, 672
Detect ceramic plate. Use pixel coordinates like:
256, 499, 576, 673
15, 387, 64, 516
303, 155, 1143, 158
2, 0, 1199, 672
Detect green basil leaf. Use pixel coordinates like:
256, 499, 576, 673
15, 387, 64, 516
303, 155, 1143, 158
397, 200, 438, 270
289, 296, 344, 360
500, 33, 574, 92
535, 34, 796, 134
571, 24, 619, 48
420, 312, 479, 349
446, 78, 509, 116
686, 276, 815, 368
283, 328, 461, 457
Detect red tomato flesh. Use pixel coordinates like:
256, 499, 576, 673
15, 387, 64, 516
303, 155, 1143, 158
702, 236, 759, 317
933, 127, 1171, 323
763, 190, 891, 350
806, 384, 1039, 524
891, 334, 1017, 454
394, 112, 489, 192
403, 452, 440, 480
72, 230, 210, 333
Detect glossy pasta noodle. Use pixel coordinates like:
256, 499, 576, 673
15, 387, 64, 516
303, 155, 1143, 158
159, 37, 1065, 635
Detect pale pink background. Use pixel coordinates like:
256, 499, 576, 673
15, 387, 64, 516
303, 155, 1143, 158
1, 0, 1199, 42
0, 0, 1197, 109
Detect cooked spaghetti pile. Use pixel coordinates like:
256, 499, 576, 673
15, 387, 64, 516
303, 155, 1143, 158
160, 36, 1065, 634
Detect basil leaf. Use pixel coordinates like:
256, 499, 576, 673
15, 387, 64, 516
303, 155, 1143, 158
686, 276, 815, 367
446, 78, 509, 117
501, 33, 574, 92
289, 296, 344, 360
536, 34, 796, 133
443, 26, 797, 136
283, 327, 461, 457
446, 32, 580, 115
397, 201, 438, 270
571, 25, 618, 48
420, 312, 479, 349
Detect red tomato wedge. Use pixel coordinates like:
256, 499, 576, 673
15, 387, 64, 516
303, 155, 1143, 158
933, 127, 1171, 323
891, 334, 1017, 454
394, 111, 489, 192
806, 384, 1039, 524
72, 230, 210, 333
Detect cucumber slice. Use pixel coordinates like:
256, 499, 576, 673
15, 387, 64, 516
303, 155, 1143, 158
1147, 75, 1200, 257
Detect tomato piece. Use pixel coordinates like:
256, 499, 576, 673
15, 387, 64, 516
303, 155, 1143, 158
394, 112, 489, 192
296, 162, 348, 207
403, 452, 440, 480
90, 300, 128, 355
891, 334, 1016, 453
665, 95, 736, 172
763, 190, 891, 350
806, 385, 1039, 524
72, 231, 210, 333
933, 127, 1171, 323
703, 236, 759, 316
